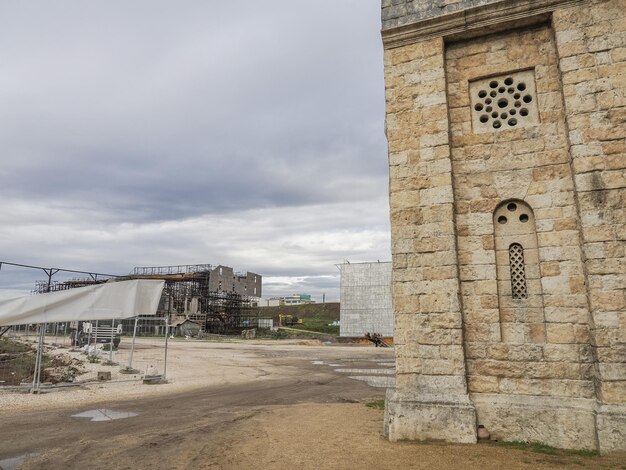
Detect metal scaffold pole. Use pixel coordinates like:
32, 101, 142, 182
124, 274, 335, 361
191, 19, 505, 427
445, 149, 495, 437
120, 317, 139, 374
31, 323, 46, 393
163, 318, 169, 382
108, 319, 115, 364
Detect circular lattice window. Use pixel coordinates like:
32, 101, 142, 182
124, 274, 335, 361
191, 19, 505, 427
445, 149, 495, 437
469, 70, 539, 133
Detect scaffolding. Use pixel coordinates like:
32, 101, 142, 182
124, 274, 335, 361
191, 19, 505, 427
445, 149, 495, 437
33, 263, 259, 335
132, 264, 213, 276
34, 277, 108, 294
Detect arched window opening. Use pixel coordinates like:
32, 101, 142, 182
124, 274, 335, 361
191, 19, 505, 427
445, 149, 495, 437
509, 243, 528, 299
493, 199, 545, 343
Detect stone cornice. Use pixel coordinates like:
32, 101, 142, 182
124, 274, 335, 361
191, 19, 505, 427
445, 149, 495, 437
382, 0, 587, 49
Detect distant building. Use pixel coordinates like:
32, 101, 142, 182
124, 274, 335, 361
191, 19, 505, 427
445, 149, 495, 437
258, 294, 315, 307
338, 262, 392, 338
282, 294, 314, 306
128, 263, 262, 332
207, 265, 261, 298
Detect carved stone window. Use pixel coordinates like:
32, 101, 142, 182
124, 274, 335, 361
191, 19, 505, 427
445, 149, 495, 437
493, 200, 545, 343
509, 243, 528, 299
470, 70, 539, 133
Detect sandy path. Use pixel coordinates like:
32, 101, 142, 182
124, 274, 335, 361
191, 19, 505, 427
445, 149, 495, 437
0, 338, 376, 412
1, 341, 624, 469
199, 403, 625, 470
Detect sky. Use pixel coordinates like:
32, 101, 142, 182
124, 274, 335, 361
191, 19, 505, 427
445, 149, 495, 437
0, 1, 390, 301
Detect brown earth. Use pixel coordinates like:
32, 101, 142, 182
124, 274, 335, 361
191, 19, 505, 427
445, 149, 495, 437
0, 341, 624, 469
0, 338, 84, 386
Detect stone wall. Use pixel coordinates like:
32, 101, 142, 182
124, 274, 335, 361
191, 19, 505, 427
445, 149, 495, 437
208, 265, 262, 297
446, 22, 597, 449
552, 1, 626, 452
383, 35, 478, 444
382, 0, 626, 453
382, 0, 503, 29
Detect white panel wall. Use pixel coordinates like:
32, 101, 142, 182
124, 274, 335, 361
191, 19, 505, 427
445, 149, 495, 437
339, 262, 393, 337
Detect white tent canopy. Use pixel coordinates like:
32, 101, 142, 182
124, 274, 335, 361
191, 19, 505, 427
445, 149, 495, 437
0, 279, 165, 326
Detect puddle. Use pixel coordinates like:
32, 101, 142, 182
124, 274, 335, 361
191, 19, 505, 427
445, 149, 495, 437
311, 360, 325, 365
348, 375, 396, 388
0, 453, 37, 470
334, 368, 395, 375
71, 409, 138, 422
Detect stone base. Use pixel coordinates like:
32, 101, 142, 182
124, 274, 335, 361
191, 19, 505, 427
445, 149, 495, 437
384, 388, 478, 443
385, 390, 626, 454
472, 394, 598, 451
597, 404, 626, 454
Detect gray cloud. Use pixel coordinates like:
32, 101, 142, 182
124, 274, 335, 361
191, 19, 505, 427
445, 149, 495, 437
0, 1, 390, 300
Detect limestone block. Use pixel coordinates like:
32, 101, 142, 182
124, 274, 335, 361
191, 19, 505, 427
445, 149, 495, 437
394, 372, 470, 396
468, 375, 500, 393
385, 389, 477, 444
599, 363, 626, 382
544, 306, 590, 324
543, 344, 582, 362
498, 377, 595, 399
463, 307, 500, 325
597, 405, 626, 453
602, 381, 626, 405
472, 394, 597, 451
596, 343, 626, 362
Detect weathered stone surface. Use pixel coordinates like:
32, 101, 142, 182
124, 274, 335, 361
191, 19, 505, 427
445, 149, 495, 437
473, 394, 598, 450
384, 389, 477, 443
383, 0, 626, 453
597, 405, 626, 454
382, 0, 503, 29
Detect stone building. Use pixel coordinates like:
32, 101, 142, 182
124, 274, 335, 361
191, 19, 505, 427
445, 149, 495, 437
381, 0, 625, 453
207, 265, 262, 298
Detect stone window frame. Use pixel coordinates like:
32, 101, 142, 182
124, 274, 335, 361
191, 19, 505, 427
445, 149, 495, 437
469, 68, 540, 134
493, 199, 546, 343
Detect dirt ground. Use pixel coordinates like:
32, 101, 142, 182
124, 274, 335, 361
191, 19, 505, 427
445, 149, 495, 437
0, 340, 624, 469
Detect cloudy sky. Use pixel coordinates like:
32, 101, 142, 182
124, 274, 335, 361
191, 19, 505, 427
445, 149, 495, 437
0, 1, 390, 301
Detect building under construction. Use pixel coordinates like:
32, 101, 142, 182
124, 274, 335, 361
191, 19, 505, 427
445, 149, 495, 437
35, 264, 262, 334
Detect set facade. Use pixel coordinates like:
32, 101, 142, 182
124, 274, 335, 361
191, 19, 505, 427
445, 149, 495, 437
381, 0, 626, 453
338, 262, 394, 338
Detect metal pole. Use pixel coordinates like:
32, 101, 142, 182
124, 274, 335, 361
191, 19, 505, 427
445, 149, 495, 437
31, 268, 55, 391
163, 317, 169, 381
93, 320, 99, 357
31, 326, 41, 391
128, 317, 138, 369
109, 319, 115, 363
32, 323, 46, 393
86, 322, 92, 351
163, 292, 172, 381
